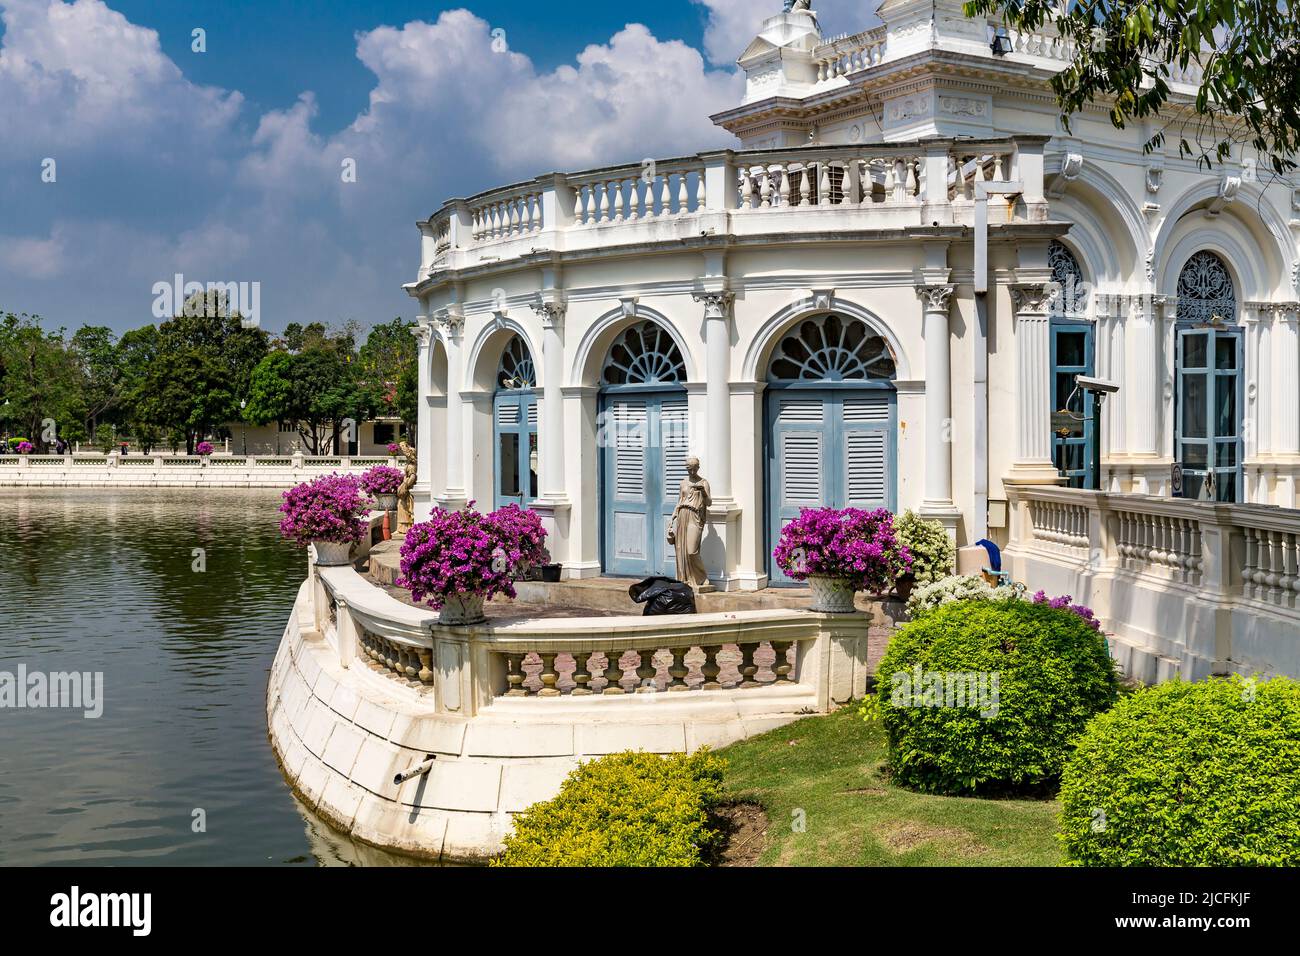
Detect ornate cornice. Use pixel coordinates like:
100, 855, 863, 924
1009, 282, 1057, 315
434, 304, 465, 340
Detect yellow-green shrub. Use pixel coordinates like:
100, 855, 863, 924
492, 750, 726, 867
1059, 675, 1300, 865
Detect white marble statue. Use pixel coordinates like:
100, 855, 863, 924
666, 456, 712, 590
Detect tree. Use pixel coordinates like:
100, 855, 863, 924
358, 317, 417, 418
0, 312, 82, 450
70, 325, 123, 442
965, 0, 1300, 173
135, 293, 269, 453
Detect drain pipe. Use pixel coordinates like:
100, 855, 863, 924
393, 755, 437, 786
972, 178, 1024, 541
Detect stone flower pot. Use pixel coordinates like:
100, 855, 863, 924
893, 572, 918, 603
540, 563, 562, 583
807, 574, 858, 613
374, 493, 398, 511
311, 540, 354, 566
439, 592, 486, 626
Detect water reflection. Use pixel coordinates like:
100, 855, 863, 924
0, 488, 407, 866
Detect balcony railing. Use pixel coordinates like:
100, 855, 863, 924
418, 136, 1048, 279
1006, 485, 1300, 680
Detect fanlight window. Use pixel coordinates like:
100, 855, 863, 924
601, 321, 686, 386
1048, 240, 1089, 317
1177, 251, 1237, 325
768, 314, 896, 382
497, 335, 536, 390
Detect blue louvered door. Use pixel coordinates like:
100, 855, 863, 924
493, 390, 538, 509
601, 392, 688, 577
767, 389, 897, 584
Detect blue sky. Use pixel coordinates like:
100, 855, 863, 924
0, 1, 877, 335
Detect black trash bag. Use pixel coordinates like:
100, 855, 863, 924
628, 576, 697, 616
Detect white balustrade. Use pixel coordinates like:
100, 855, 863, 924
813, 27, 887, 81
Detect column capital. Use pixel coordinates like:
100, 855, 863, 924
1009, 282, 1057, 316
411, 318, 434, 346
434, 304, 465, 341
530, 291, 567, 330
692, 289, 735, 319
915, 284, 954, 313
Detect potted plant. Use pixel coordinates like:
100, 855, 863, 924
196, 440, 214, 459
397, 502, 549, 625
892, 510, 956, 601
15, 440, 33, 456
773, 507, 912, 613
278, 474, 370, 566
360, 464, 403, 511
387, 442, 402, 459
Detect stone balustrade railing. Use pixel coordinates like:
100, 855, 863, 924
420, 136, 1049, 277
0, 453, 400, 487
1006, 485, 1300, 680
813, 26, 887, 81
312, 561, 876, 718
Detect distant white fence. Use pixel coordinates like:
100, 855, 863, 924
1004, 486, 1300, 682
0, 452, 400, 488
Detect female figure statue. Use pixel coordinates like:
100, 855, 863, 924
396, 440, 418, 533
666, 456, 712, 590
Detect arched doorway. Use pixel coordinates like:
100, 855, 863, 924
493, 335, 538, 508
764, 313, 898, 584
1174, 251, 1243, 501
598, 321, 688, 577
1048, 239, 1096, 488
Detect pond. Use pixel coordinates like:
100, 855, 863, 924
0, 488, 420, 865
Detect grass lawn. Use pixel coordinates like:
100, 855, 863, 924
718, 703, 1064, 866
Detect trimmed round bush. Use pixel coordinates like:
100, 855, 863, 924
1059, 675, 1300, 866
493, 751, 726, 867
871, 600, 1118, 794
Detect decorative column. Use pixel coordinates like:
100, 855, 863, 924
529, 291, 572, 563
531, 292, 569, 498
1275, 304, 1300, 509
693, 289, 735, 501
1128, 296, 1160, 459
436, 305, 467, 509
412, 319, 434, 507
1006, 282, 1066, 485
916, 284, 960, 527
693, 286, 740, 590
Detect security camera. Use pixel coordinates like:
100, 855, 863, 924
1075, 375, 1120, 394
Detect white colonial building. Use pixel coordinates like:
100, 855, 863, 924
403, 2, 1300, 678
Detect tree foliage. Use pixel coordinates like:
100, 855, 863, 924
965, 0, 1300, 172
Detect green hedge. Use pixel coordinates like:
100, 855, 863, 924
869, 600, 1118, 795
493, 750, 727, 867
1059, 675, 1300, 866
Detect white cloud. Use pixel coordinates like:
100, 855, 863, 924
2, 2, 860, 332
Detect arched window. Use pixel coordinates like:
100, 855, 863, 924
1176, 251, 1237, 325
601, 321, 685, 386
1048, 239, 1089, 318
767, 314, 896, 382
497, 334, 535, 390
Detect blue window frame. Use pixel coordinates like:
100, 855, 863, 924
597, 322, 688, 578
1051, 321, 1095, 488
763, 314, 898, 585
493, 335, 538, 509
1174, 252, 1242, 502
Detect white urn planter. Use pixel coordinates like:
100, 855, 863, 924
439, 592, 486, 626
374, 493, 399, 511
312, 540, 354, 567
807, 574, 858, 613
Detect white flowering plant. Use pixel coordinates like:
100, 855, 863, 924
905, 573, 1026, 617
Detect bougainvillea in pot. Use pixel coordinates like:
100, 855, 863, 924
278, 473, 369, 566
15, 441, 34, 455
773, 507, 912, 612
398, 502, 549, 624
387, 442, 402, 457
195, 441, 214, 456
360, 464, 403, 510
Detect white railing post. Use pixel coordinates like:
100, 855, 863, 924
444, 199, 473, 249
1011, 136, 1048, 220
700, 150, 738, 211
537, 173, 575, 233
335, 596, 357, 669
